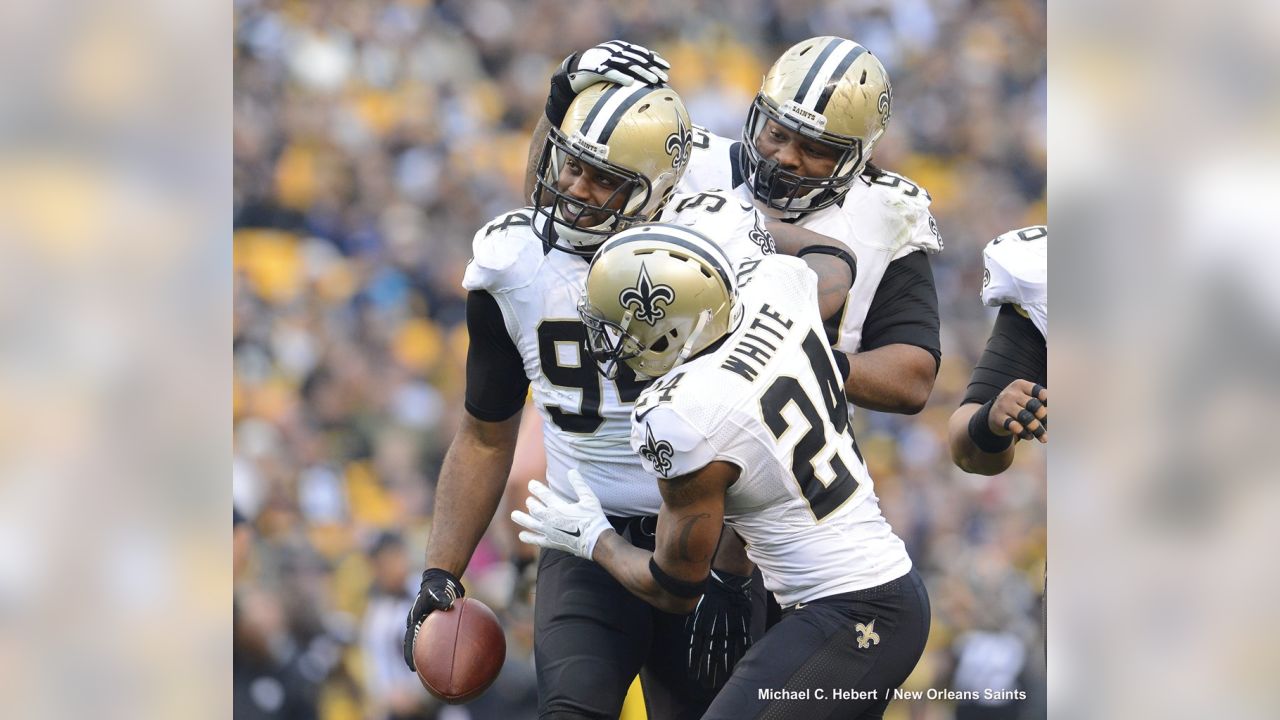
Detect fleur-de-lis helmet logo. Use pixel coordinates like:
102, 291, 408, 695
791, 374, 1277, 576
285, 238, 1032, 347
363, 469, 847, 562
619, 262, 675, 326
639, 423, 675, 477
665, 110, 691, 171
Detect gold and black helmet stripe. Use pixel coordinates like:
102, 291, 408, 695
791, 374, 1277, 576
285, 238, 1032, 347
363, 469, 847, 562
792, 38, 867, 115
813, 44, 866, 114
578, 83, 654, 144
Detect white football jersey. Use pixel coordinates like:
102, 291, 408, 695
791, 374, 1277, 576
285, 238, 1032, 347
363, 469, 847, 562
629, 255, 913, 606
461, 192, 772, 516
981, 225, 1047, 339
676, 127, 943, 353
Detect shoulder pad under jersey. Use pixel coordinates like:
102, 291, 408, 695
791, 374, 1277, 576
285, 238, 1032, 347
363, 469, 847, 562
845, 169, 943, 258
461, 208, 545, 293
630, 401, 716, 480
982, 225, 1047, 309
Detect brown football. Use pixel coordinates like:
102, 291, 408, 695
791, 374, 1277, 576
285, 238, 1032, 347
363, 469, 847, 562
413, 597, 506, 703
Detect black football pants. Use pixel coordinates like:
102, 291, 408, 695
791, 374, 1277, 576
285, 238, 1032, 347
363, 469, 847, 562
532, 516, 766, 719
704, 568, 930, 720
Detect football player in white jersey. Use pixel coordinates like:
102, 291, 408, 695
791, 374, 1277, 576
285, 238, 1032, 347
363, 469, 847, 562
520, 39, 932, 695
403, 46, 858, 718
513, 224, 930, 719
948, 225, 1048, 475
531, 37, 943, 414
684, 36, 942, 414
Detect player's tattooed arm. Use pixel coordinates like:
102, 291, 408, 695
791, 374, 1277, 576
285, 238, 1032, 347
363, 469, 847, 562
766, 221, 856, 321
591, 461, 738, 613
812, 256, 854, 321
673, 512, 714, 564
710, 527, 754, 577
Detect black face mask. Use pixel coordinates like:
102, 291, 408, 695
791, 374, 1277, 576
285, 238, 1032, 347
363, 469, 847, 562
530, 130, 651, 256
751, 157, 785, 201
740, 96, 864, 215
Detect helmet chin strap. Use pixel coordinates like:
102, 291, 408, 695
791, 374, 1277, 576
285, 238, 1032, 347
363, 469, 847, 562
552, 205, 618, 249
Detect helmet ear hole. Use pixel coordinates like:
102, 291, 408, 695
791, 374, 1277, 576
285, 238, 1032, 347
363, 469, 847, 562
651, 336, 670, 352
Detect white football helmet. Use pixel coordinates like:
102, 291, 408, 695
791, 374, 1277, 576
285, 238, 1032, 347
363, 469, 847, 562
533, 82, 693, 256
741, 36, 892, 214
578, 223, 741, 379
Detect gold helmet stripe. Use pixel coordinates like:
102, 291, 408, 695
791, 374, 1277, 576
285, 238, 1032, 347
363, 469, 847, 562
582, 83, 653, 143
813, 43, 867, 114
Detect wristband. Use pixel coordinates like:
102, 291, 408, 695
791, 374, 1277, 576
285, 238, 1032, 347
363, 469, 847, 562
969, 399, 1014, 453
650, 557, 709, 599
545, 53, 578, 127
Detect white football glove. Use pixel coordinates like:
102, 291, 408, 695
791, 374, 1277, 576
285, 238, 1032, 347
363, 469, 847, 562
511, 469, 613, 560
569, 40, 671, 92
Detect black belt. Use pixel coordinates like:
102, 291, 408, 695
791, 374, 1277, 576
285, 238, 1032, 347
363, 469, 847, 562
607, 515, 658, 547
787, 570, 916, 611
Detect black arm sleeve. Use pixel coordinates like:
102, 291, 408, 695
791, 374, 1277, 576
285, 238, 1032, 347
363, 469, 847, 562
859, 250, 942, 369
961, 304, 1048, 406
463, 290, 531, 422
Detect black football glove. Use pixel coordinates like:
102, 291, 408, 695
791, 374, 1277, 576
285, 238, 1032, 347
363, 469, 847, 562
402, 568, 465, 671
545, 40, 671, 126
685, 569, 754, 690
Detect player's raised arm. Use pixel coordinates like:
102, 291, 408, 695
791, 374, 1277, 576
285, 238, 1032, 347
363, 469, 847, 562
523, 41, 671, 201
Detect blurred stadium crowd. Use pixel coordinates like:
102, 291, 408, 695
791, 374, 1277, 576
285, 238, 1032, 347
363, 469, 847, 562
232, 0, 1046, 718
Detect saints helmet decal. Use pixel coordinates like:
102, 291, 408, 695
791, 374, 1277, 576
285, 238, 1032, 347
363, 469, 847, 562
580, 223, 740, 379
619, 262, 676, 326
665, 110, 692, 171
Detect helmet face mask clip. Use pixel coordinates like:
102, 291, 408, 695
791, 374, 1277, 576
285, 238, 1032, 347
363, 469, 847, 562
578, 301, 642, 380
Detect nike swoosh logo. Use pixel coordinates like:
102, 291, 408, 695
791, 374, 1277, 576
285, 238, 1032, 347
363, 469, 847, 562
635, 405, 658, 422
563, 528, 582, 537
